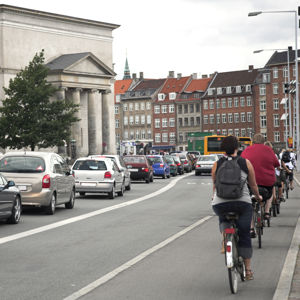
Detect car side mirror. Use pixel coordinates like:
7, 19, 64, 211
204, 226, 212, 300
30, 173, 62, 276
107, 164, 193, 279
4, 180, 15, 189
65, 170, 72, 176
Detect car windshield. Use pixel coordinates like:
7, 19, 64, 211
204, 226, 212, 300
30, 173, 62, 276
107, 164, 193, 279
0, 156, 46, 173
165, 157, 174, 163
123, 156, 146, 164
198, 156, 217, 162
73, 160, 107, 171
147, 157, 162, 164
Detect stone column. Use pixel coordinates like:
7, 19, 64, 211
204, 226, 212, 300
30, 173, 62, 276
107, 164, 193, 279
56, 87, 68, 155
72, 88, 82, 158
80, 90, 89, 157
102, 89, 116, 154
88, 89, 99, 155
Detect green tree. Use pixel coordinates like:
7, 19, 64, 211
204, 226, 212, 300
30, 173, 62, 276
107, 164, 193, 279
0, 50, 79, 151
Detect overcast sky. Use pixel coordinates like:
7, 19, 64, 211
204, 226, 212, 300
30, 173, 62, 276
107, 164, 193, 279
1, 0, 300, 79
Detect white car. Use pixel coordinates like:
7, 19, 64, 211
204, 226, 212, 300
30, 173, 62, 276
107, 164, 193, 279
89, 155, 131, 191
72, 157, 124, 199
195, 155, 218, 176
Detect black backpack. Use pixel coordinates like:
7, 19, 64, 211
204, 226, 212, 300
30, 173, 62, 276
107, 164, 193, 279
282, 151, 291, 163
215, 156, 246, 199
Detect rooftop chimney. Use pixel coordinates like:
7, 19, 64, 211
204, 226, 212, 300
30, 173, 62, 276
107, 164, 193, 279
177, 73, 182, 79
249, 65, 254, 71
139, 72, 144, 79
202, 74, 208, 79
192, 73, 197, 79
168, 71, 175, 78
132, 73, 137, 80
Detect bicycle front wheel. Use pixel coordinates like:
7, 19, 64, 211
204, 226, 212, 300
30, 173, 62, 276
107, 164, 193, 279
257, 226, 262, 248
228, 267, 239, 294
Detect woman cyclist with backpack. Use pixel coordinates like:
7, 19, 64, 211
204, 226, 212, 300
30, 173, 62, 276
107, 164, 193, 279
211, 135, 262, 280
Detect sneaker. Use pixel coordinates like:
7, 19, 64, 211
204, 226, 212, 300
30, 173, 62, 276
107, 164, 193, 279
280, 197, 286, 202
250, 228, 256, 238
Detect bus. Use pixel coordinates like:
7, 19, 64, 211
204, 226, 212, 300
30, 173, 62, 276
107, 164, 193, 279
203, 136, 252, 155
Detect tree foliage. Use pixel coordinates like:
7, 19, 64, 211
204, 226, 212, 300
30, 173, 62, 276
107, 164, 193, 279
0, 50, 79, 151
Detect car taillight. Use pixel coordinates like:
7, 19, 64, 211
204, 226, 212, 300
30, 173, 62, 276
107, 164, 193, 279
142, 168, 149, 172
184, 160, 188, 164
160, 164, 164, 168
42, 174, 51, 188
104, 171, 112, 179
72, 171, 75, 177
170, 164, 175, 166
176, 163, 181, 166
196, 164, 201, 168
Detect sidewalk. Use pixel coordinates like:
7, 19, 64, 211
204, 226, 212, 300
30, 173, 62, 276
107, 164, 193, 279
274, 171, 300, 300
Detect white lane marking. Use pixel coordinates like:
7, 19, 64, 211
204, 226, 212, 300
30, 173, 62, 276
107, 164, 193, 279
64, 215, 213, 300
0, 173, 193, 246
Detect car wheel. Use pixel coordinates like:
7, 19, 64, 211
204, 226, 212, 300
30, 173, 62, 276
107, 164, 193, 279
125, 181, 131, 191
65, 189, 75, 209
117, 183, 125, 196
79, 192, 85, 196
162, 173, 166, 179
45, 193, 56, 215
108, 185, 115, 199
145, 177, 150, 183
150, 175, 154, 182
195, 171, 199, 176
167, 172, 170, 178
7, 196, 21, 224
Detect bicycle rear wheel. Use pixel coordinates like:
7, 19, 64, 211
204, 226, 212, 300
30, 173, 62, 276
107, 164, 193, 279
272, 203, 277, 217
276, 203, 280, 214
257, 226, 262, 248
228, 267, 239, 294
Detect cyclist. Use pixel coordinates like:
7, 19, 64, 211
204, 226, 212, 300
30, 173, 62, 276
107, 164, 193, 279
211, 135, 262, 280
280, 148, 296, 190
241, 134, 279, 221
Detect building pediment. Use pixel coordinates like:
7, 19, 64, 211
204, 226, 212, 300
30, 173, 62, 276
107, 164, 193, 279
46, 52, 116, 78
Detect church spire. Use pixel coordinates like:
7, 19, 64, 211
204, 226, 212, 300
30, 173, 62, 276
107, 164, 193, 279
123, 53, 131, 79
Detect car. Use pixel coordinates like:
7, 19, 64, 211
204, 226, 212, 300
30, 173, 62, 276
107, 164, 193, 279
0, 174, 22, 224
72, 157, 124, 199
123, 155, 153, 183
0, 152, 75, 215
164, 155, 178, 176
195, 155, 219, 175
90, 154, 131, 191
171, 152, 193, 173
147, 155, 170, 179
188, 151, 201, 158
172, 155, 184, 175
217, 154, 225, 160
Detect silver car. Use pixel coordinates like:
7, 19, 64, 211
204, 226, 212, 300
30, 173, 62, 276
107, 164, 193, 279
195, 155, 218, 176
72, 157, 124, 199
0, 152, 75, 215
89, 155, 131, 191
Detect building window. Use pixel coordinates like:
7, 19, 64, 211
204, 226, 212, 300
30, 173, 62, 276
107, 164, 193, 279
234, 113, 239, 123
170, 132, 176, 143
221, 98, 226, 108
190, 117, 195, 126
179, 118, 182, 127
129, 116, 134, 125
216, 114, 220, 124
184, 104, 188, 113
245, 85, 251, 92
123, 103, 128, 111
162, 133, 168, 142
190, 104, 194, 113
114, 105, 119, 114
236, 86, 242, 93
140, 102, 145, 110
203, 100, 208, 110
130, 131, 134, 139
129, 103, 133, 111
158, 93, 165, 101
116, 94, 121, 103
283, 67, 288, 78
207, 88, 214, 96
155, 133, 161, 143
178, 105, 182, 114
136, 130, 140, 139
222, 113, 227, 123
115, 119, 119, 128
147, 129, 152, 139
234, 97, 239, 107
162, 118, 168, 127
234, 128, 239, 136
194, 93, 200, 98
162, 105, 168, 113
196, 117, 200, 125
228, 113, 233, 123
141, 115, 145, 124
217, 87, 223, 95
241, 112, 246, 122
123, 116, 128, 125
222, 129, 227, 135
273, 98, 279, 110
141, 130, 146, 139
203, 115, 208, 124
263, 73, 270, 83
260, 100, 266, 111
259, 84, 266, 96
154, 105, 160, 114
228, 129, 233, 135
169, 118, 175, 127
169, 92, 176, 100
155, 118, 160, 128
184, 117, 189, 126
293, 65, 296, 77
147, 115, 151, 124
241, 128, 246, 137
273, 83, 279, 94
196, 103, 200, 112
209, 100, 214, 109
247, 96, 252, 106
124, 130, 128, 139
135, 103, 139, 111
247, 112, 252, 122
260, 116, 267, 128
216, 99, 220, 109
226, 86, 232, 94
227, 98, 232, 108
146, 102, 151, 110
274, 132, 280, 142
240, 97, 245, 107
135, 115, 139, 125
169, 104, 175, 113
273, 114, 279, 127
209, 114, 214, 124
273, 67, 278, 79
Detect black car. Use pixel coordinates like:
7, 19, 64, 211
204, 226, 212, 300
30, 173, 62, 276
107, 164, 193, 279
172, 156, 184, 175
0, 174, 21, 224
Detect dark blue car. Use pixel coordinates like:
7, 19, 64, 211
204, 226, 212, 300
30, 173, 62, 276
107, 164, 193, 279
146, 155, 170, 179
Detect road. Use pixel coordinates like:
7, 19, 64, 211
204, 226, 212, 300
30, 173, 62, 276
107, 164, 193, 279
0, 172, 299, 300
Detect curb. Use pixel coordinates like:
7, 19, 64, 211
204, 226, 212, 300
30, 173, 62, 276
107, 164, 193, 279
273, 174, 300, 300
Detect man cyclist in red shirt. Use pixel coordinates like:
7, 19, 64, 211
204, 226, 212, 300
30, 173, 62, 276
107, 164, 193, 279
241, 134, 279, 222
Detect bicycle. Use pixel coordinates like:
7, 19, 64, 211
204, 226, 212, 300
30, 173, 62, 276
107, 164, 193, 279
224, 212, 246, 294
251, 197, 263, 249
283, 171, 290, 200
258, 186, 271, 228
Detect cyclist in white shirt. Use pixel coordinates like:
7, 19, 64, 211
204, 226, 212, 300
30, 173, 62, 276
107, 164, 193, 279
280, 149, 296, 190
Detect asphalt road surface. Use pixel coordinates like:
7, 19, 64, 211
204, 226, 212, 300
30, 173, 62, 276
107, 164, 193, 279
0, 172, 299, 300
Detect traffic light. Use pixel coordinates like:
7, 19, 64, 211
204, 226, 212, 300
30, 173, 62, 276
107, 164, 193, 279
284, 83, 290, 94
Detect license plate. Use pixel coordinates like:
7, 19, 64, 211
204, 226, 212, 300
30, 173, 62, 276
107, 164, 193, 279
81, 182, 96, 186
18, 185, 27, 191
129, 169, 138, 172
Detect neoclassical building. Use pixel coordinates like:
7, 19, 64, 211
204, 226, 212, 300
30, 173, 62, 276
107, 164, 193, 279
0, 4, 119, 156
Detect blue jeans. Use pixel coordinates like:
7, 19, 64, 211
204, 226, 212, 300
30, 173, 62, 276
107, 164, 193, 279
212, 201, 253, 259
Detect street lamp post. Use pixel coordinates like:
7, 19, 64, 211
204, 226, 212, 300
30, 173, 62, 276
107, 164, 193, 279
249, 10, 299, 164
253, 48, 292, 148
